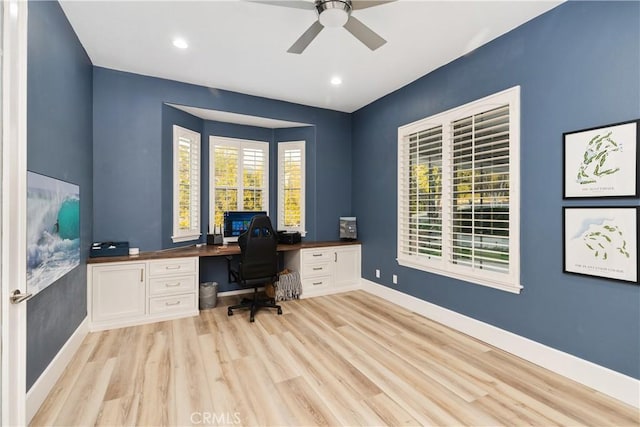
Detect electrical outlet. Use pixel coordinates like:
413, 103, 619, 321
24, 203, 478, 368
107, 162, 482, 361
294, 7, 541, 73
392, 274, 398, 285
375, 269, 380, 279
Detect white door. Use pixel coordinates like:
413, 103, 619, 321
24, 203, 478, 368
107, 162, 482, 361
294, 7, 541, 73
1, 1, 28, 425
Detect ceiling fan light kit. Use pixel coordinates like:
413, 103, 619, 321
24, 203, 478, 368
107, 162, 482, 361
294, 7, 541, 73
316, 0, 350, 27
253, 0, 394, 54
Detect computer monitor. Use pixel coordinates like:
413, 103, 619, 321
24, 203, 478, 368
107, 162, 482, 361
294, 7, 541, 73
223, 211, 267, 244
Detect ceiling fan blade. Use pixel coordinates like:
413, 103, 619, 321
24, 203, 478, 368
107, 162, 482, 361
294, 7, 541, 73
351, 0, 396, 10
287, 21, 324, 54
247, 0, 315, 10
343, 15, 386, 51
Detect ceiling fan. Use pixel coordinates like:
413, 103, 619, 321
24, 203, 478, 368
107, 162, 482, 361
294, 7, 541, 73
252, 0, 395, 54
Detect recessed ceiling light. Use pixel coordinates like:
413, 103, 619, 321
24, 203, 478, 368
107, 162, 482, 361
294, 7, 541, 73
330, 76, 342, 86
172, 38, 188, 49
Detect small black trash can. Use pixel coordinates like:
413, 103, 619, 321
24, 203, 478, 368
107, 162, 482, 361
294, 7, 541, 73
199, 282, 218, 310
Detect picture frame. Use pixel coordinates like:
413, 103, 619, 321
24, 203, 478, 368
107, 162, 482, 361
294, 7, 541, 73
563, 119, 639, 199
563, 207, 638, 283
27, 171, 80, 296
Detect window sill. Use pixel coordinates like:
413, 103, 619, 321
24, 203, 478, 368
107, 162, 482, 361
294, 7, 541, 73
397, 257, 522, 294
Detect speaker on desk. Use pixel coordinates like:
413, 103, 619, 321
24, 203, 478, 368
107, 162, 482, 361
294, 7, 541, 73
339, 217, 357, 240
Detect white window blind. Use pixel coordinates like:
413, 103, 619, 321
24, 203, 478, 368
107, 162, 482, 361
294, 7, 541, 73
172, 125, 201, 243
398, 87, 521, 293
278, 141, 305, 234
399, 125, 443, 260
210, 136, 269, 230
451, 105, 510, 274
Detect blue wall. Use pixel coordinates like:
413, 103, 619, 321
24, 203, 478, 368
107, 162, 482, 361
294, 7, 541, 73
94, 69, 352, 252
352, 1, 640, 379
26, 0, 93, 389
27, 0, 638, 392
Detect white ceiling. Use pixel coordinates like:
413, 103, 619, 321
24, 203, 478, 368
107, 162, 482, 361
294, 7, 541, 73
59, 0, 562, 113
167, 103, 313, 127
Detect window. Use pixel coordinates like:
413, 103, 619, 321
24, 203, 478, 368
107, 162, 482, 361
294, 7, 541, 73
210, 136, 269, 229
172, 125, 201, 243
278, 141, 306, 235
397, 87, 521, 293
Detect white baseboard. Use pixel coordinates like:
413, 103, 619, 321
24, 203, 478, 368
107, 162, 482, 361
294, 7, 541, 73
361, 278, 640, 408
26, 317, 89, 424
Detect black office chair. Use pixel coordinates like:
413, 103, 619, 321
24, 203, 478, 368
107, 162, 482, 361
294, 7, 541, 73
227, 215, 283, 322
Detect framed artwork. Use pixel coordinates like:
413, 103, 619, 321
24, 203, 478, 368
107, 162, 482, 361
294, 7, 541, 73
563, 207, 638, 283
27, 171, 80, 296
563, 119, 639, 199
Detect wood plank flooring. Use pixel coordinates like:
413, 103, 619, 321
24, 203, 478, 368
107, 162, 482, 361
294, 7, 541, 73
30, 291, 639, 426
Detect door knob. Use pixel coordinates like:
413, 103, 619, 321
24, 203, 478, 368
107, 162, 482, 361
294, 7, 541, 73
10, 289, 32, 304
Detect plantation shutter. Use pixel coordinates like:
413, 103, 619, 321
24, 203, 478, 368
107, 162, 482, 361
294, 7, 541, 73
210, 137, 269, 230
213, 144, 240, 228
242, 146, 266, 211
397, 87, 520, 293
398, 125, 443, 260
449, 105, 510, 273
278, 141, 305, 232
172, 126, 201, 242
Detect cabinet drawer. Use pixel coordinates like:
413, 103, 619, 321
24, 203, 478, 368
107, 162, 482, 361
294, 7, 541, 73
149, 275, 196, 296
148, 258, 197, 277
301, 249, 332, 264
149, 293, 196, 314
301, 276, 331, 291
301, 262, 331, 277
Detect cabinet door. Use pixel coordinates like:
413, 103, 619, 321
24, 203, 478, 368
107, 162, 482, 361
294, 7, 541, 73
91, 263, 146, 323
334, 246, 361, 288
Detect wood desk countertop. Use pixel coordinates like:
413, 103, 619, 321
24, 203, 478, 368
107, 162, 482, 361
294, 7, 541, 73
87, 240, 360, 264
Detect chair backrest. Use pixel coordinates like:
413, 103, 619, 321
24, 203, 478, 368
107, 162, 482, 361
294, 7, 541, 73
237, 215, 278, 284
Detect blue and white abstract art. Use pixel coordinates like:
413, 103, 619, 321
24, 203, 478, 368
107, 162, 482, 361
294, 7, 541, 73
27, 171, 80, 295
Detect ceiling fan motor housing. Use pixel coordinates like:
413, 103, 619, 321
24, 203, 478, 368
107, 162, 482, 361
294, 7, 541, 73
316, 0, 352, 27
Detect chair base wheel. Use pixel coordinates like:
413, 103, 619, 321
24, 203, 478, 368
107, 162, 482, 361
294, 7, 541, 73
227, 290, 283, 322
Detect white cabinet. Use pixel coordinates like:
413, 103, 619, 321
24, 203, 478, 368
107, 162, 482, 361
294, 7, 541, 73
334, 246, 361, 288
88, 257, 198, 331
285, 244, 361, 299
147, 258, 197, 318
91, 262, 146, 324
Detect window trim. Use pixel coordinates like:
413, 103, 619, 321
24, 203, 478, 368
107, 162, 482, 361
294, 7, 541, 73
397, 86, 521, 293
172, 125, 201, 243
277, 140, 306, 236
209, 136, 270, 231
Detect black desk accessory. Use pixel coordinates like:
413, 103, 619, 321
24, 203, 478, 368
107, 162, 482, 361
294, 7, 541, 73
278, 230, 301, 244
90, 241, 129, 257
207, 224, 223, 246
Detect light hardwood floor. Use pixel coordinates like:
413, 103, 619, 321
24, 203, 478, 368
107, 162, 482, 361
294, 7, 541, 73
31, 291, 639, 426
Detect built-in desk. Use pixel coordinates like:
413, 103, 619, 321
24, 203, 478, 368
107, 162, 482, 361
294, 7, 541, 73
86, 240, 360, 263
87, 241, 361, 331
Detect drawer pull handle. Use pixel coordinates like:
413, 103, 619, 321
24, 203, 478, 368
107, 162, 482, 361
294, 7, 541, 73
165, 282, 181, 288
312, 253, 323, 257
165, 265, 181, 270
312, 281, 323, 286
165, 301, 181, 306
312, 267, 323, 271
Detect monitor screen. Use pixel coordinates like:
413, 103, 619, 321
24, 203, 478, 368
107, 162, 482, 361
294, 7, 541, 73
223, 211, 267, 243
